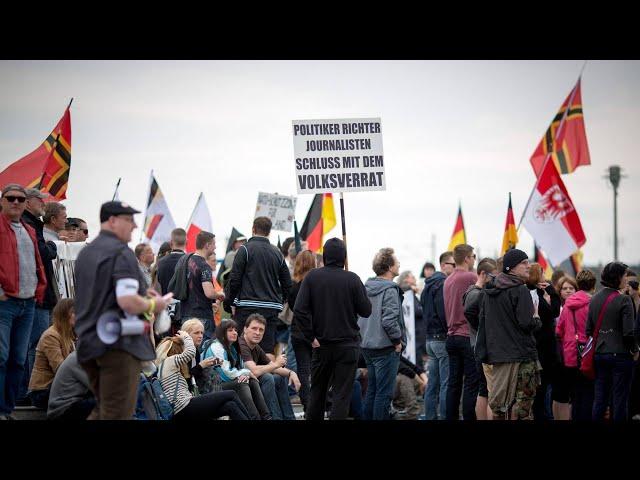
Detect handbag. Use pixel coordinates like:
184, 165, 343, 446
579, 291, 619, 380
571, 309, 587, 367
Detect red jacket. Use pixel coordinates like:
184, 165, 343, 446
556, 290, 591, 368
0, 213, 47, 303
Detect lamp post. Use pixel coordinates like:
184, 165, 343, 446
607, 165, 622, 261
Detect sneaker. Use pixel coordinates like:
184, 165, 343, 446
632, 414, 640, 421
0, 414, 15, 420
15, 397, 31, 407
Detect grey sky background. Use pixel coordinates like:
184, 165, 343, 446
1, 60, 638, 280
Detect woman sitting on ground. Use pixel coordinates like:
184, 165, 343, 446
202, 319, 272, 420
156, 331, 249, 420
181, 318, 221, 394
28, 299, 77, 409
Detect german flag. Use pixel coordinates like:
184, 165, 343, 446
501, 192, 519, 255
530, 78, 591, 177
534, 244, 554, 281
299, 193, 337, 253
447, 204, 466, 251
0, 104, 72, 200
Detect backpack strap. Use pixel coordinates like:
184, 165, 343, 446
571, 309, 579, 340
592, 291, 619, 344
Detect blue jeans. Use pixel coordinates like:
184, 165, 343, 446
0, 297, 35, 415
362, 348, 400, 420
424, 339, 449, 420
259, 372, 295, 420
19, 307, 50, 400
593, 353, 634, 422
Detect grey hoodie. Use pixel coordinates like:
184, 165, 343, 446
358, 277, 407, 350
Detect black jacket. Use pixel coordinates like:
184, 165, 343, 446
586, 287, 638, 355
157, 250, 184, 295
420, 272, 447, 339
288, 281, 305, 343
224, 236, 291, 312
528, 285, 561, 370
22, 210, 57, 309
475, 272, 541, 364
293, 238, 371, 347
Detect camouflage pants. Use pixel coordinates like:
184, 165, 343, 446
511, 361, 542, 420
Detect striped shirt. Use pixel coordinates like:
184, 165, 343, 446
158, 334, 196, 415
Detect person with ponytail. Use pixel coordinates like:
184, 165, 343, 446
28, 299, 77, 409
156, 331, 249, 420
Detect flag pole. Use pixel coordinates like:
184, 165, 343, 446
112, 177, 121, 201
339, 192, 348, 271
517, 74, 583, 233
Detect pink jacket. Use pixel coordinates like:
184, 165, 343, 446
556, 290, 591, 368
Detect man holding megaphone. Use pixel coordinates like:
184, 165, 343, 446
74, 201, 173, 420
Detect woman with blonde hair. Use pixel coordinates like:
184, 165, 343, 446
556, 276, 578, 307
28, 299, 77, 409
156, 331, 249, 420
180, 318, 221, 394
288, 250, 317, 412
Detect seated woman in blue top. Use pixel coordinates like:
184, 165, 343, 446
202, 319, 272, 420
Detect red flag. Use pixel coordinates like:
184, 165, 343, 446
530, 79, 591, 177
522, 158, 586, 266
0, 105, 72, 199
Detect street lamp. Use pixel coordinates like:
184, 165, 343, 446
607, 165, 622, 261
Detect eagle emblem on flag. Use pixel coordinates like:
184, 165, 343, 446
534, 185, 575, 223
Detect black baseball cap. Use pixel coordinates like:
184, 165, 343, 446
100, 201, 141, 222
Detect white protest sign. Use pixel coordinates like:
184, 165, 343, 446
254, 192, 297, 232
402, 291, 416, 364
292, 118, 385, 194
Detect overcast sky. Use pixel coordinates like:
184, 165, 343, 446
1, 60, 639, 280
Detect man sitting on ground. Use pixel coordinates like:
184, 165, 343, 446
238, 313, 300, 420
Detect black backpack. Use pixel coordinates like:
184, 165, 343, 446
167, 252, 194, 301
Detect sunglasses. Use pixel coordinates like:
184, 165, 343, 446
3, 195, 26, 203
629, 280, 639, 290
444, 262, 456, 267
82, 229, 89, 235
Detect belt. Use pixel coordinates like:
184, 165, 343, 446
426, 333, 447, 341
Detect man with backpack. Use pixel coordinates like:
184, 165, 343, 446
175, 231, 223, 342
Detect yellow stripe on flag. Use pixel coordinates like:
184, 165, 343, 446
322, 194, 336, 235
448, 230, 466, 252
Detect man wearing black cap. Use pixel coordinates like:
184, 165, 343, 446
293, 237, 372, 420
74, 201, 172, 419
475, 248, 542, 420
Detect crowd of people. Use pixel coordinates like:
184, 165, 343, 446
1, 181, 639, 422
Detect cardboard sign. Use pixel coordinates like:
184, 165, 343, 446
255, 192, 297, 232
292, 118, 385, 194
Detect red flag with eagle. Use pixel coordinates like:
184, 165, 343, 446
522, 159, 586, 266
299, 193, 337, 253
141, 172, 176, 253
0, 103, 72, 199
530, 78, 591, 177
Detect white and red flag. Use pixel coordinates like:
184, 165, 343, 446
185, 192, 213, 253
141, 171, 176, 253
522, 160, 586, 266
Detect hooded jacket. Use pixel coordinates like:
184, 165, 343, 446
475, 272, 541, 364
420, 272, 447, 339
463, 285, 483, 348
556, 290, 591, 368
293, 238, 371, 347
358, 277, 407, 351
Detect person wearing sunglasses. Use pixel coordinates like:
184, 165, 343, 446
65, 218, 89, 243
17, 188, 60, 408
0, 184, 48, 420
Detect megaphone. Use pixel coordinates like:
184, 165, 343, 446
97, 311, 151, 345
